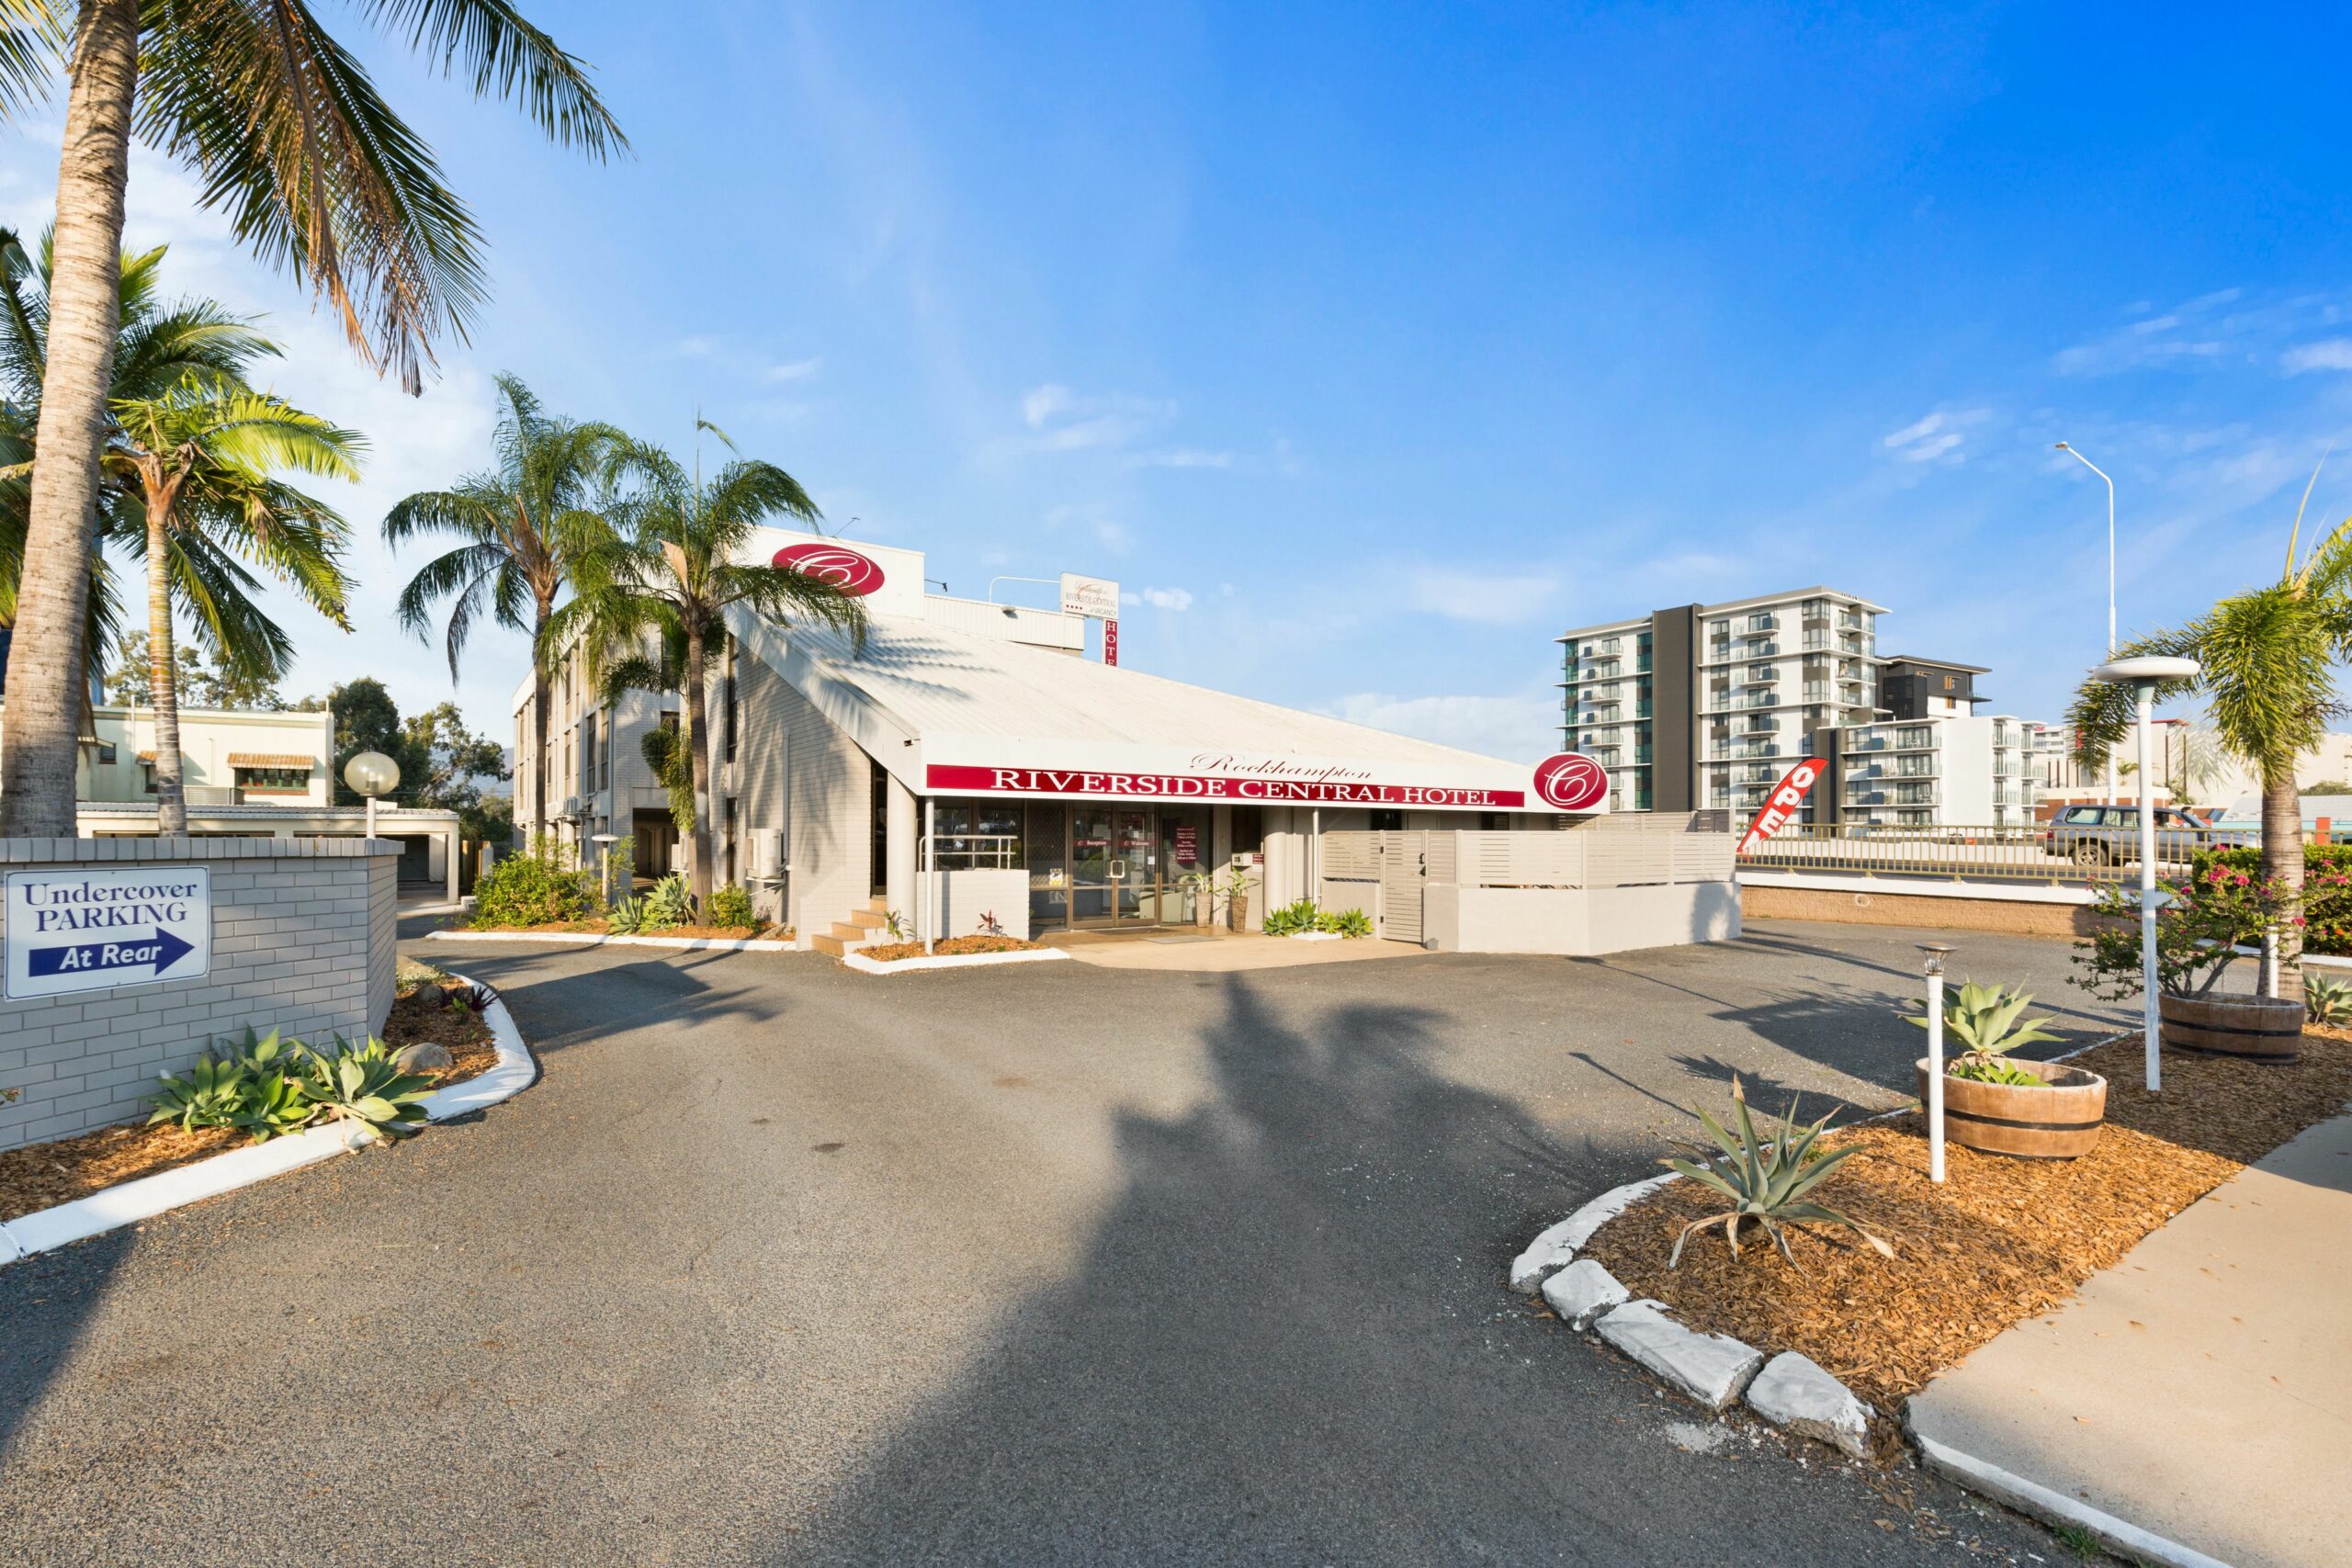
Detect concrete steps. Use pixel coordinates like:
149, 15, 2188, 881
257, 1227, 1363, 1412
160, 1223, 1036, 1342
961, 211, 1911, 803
810, 895, 899, 957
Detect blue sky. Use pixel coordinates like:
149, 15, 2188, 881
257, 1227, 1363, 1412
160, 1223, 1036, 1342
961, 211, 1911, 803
9, 1, 2352, 758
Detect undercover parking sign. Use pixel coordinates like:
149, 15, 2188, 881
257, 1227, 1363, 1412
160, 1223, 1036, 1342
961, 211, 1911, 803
5, 865, 211, 1001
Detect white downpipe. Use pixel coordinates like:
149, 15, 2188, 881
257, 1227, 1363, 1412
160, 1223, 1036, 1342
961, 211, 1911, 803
1311, 807, 1320, 907
924, 796, 936, 958
2135, 685, 2161, 1092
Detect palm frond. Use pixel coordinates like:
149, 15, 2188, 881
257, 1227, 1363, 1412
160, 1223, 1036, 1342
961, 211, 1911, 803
352, 0, 628, 159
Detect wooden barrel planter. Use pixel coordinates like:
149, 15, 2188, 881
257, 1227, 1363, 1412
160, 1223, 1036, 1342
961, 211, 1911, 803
1916, 1058, 2108, 1160
2159, 993, 2305, 1064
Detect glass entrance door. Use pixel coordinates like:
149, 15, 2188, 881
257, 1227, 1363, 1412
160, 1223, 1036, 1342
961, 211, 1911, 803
1069, 807, 1160, 928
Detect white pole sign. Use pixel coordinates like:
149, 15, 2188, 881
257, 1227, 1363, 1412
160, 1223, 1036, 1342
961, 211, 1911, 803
5, 866, 211, 1001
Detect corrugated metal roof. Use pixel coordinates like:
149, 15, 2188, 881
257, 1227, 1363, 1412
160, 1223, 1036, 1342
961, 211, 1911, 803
774, 614, 1532, 768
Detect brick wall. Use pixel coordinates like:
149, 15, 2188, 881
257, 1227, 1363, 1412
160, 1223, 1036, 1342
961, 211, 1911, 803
0, 837, 401, 1152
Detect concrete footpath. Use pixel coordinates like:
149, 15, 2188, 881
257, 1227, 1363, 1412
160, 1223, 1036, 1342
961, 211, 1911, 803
1908, 1109, 2352, 1568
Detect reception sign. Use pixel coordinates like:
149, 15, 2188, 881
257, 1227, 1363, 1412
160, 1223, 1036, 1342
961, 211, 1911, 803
6, 865, 211, 1000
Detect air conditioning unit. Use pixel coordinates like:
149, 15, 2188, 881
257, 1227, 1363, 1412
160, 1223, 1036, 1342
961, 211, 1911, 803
749, 828, 788, 882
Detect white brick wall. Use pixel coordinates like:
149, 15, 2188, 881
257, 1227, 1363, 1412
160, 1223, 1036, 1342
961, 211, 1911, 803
0, 838, 401, 1152
731, 654, 873, 939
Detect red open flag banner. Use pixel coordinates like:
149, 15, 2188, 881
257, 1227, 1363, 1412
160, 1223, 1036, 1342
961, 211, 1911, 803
1736, 758, 1826, 854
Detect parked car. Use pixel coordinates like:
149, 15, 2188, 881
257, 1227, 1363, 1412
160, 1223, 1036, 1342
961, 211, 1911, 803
2041, 804, 2250, 867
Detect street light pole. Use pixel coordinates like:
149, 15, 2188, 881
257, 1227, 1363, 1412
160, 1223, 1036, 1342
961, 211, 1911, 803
2056, 443, 2119, 803
2094, 655, 2202, 1091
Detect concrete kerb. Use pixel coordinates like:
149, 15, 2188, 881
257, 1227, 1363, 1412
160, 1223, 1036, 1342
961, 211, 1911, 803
1908, 1429, 2233, 1568
0, 973, 535, 1269
1512, 1031, 2138, 1462
840, 948, 1074, 976
428, 929, 795, 953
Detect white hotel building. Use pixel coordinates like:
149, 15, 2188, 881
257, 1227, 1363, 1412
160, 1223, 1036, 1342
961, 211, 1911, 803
514, 532, 1678, 953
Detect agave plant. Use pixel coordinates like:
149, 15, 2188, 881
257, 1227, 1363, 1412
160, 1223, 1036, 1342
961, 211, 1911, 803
146, 1052, 257, 1134
1905, 978, 2062, 1082
446, 984, 495, 1016
1664, 1077, 1893, 1269
642, 874, 692, 931
295, 1038, 435, 1142
2306, 971, 2352, 1027
606, 893, 648, 934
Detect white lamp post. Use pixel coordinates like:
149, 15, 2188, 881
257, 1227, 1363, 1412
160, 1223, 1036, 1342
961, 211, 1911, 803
591, 832, 620, 903
343, 751, 400, 840
1917, 942, 1952, 1182
2056, 442, 2119, 805
2091, 655, 2202, 1091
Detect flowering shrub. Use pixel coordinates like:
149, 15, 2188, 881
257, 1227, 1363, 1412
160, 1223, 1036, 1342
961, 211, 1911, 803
2072, 864, 2295, 1001
2193, 843, 2352, 956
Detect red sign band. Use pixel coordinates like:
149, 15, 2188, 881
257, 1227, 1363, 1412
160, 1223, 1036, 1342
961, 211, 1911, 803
927, 764, 1525, 808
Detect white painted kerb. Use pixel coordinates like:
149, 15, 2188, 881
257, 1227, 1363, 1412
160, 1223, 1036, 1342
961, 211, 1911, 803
841, 948, 1072, 976
0, 974, 534, 1267
429, 929, 794, 953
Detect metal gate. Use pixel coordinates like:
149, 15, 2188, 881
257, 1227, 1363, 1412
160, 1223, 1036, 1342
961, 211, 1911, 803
1376, 831, 1426, 945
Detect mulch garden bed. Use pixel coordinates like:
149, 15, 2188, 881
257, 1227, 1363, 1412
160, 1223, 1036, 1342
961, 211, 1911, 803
0, 970, 500, 1224
1578, 1028, 2352, 1416
858, 935, 1041, 962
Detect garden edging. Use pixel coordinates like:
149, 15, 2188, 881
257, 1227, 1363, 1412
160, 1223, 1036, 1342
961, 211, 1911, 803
1511, 1032, 2133, 1461
0, 973, 536, 1269
429, 929, 793, 953
841, 948, 1072, 975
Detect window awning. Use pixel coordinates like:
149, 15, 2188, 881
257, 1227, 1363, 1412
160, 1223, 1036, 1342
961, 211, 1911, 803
227, 753, 316, 767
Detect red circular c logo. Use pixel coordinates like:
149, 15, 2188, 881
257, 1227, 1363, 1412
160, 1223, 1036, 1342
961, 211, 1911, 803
1533, 752, 1609, 810
772, 542, 887, 596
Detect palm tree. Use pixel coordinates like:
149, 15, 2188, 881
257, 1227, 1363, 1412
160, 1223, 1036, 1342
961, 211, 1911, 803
547, 423, 866, 906
0, 224, 284, 642
382, 374, 620, 842
103, 375, 360, 830
0, 0, 625, 836
2068, 479, 2352, 993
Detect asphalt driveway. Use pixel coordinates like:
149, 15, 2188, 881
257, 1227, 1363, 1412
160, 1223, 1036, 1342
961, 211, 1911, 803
0, 919, 2121, 1565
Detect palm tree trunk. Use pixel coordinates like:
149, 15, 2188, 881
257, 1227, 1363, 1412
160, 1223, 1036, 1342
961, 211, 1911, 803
531, 592, 553, 846
683, 620, 714, 909
144, 500, 187, 834
2261, 763, 2303, 999
0, 0, 139, 837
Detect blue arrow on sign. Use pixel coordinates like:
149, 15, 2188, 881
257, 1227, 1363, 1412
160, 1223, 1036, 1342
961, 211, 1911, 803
26, 926, 196, 981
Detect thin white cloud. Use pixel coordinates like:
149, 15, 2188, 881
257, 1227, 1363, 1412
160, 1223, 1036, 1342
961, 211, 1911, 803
1324, 690, 1557, 762
2283, 338, 2352, 374
1015, 383, 1174, 455
1403, 567, 1557, 626
1127, 447, 1233, 469
1881, 407, 1987, 465
1140, 586, 1193, 611
675, 335, 719, 356
764, 355, 823, 382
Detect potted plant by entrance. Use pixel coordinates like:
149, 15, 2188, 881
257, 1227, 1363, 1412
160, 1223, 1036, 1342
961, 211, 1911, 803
1905, 980, 2106, 1158
1216, 864, 1253, 932
1180, 871, 1217, 930
2075, 869, 2305, 1063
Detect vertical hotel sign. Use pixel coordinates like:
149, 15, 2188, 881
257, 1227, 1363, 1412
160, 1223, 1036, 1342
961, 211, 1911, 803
1061, 572, 1121, 666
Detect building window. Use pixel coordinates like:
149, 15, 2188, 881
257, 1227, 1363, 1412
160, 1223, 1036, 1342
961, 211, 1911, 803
234, 766, 311, 793
1478, 812, 1509, 831
1367, 808, 1404, 831
141, 762, 157, 795
724, 669, 739, 762
96, 741, 118, 764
